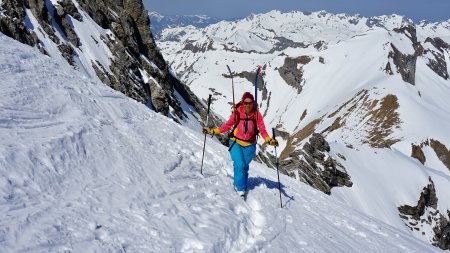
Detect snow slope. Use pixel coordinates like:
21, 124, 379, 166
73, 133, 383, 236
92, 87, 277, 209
0, 32, 443, 252
156, 9, 450, 249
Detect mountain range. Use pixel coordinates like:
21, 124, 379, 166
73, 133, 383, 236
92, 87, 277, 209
1, 1, 450, 251
148, 11, 221, 39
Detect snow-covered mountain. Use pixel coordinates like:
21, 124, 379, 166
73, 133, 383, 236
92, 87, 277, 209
1, 1, 449, 250
149, 11, 221, 39
2, 31, 444, 253
156, 10, 450, 250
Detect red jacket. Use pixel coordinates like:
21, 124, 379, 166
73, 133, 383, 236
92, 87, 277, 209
215, 106, 270, 146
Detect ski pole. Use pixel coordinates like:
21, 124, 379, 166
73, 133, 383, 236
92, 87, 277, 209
272, 128, 282, 208
200, 94, 212, 174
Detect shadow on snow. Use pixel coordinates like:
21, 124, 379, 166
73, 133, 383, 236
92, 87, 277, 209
247, 176, 295, 206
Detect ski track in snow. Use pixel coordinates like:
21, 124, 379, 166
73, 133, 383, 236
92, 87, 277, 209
0, 33, 444, 252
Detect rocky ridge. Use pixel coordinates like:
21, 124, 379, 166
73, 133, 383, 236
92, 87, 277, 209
0, 0, 213, 125
398, 178, 450, 250
280, 133, 352, 194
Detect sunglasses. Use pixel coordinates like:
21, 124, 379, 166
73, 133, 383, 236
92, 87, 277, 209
242, 101, 253, 105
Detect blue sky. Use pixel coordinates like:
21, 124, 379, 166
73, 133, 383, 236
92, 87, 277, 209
143, 0, 450, 23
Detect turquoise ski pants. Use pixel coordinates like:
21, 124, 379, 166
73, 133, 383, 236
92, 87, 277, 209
229, 141, 256, 191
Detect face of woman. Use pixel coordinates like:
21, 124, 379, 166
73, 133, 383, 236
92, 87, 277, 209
243, 98, 253, 113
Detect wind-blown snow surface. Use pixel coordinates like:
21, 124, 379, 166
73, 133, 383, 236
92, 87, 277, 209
0, 34, 442, 252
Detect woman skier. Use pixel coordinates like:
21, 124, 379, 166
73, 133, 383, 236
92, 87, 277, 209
202, 92, 279, 198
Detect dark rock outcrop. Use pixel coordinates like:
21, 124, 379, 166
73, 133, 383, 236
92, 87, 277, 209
314, 40, 327, 50
54, 1, 80, 47
394, 25, 418, 45
384, 62, 394, 75
398, 177, 438, 219
390, 24, 424, 86
424, 37, 449, 80
416, 139, 450, 172
425, 37, 450, 53
411, 143, 426, 165
57, 43, 75, 65
25, 0, 61, 44
425, 49, 449, 80
278, 56, 311, 94
279, 133, 352, 194
269, 36, 308, 52
0, 0, 43, 52
389, 44, 417, 85
183, 39, 214, 53
430, 139, 450, 171
398, 177, 450, 250
433, 211, 450, 250
57, 0, 82, 21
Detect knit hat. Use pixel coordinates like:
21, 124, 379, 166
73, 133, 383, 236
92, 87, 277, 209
241, 92, 254, 102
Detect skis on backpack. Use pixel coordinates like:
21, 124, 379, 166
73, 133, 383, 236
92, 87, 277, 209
253, 65, 262, 109
227, 65, 236, 117
228, 65, 262, 152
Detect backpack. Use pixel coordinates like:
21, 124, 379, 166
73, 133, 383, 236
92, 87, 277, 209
229, 103, 260, 143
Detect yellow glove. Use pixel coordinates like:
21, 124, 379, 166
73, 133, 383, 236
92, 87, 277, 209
202, 127, 214, 135
268, 138, 279, 147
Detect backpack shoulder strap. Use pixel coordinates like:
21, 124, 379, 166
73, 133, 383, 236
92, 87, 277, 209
229, 104, 241, 138
252, 110, 259, 138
